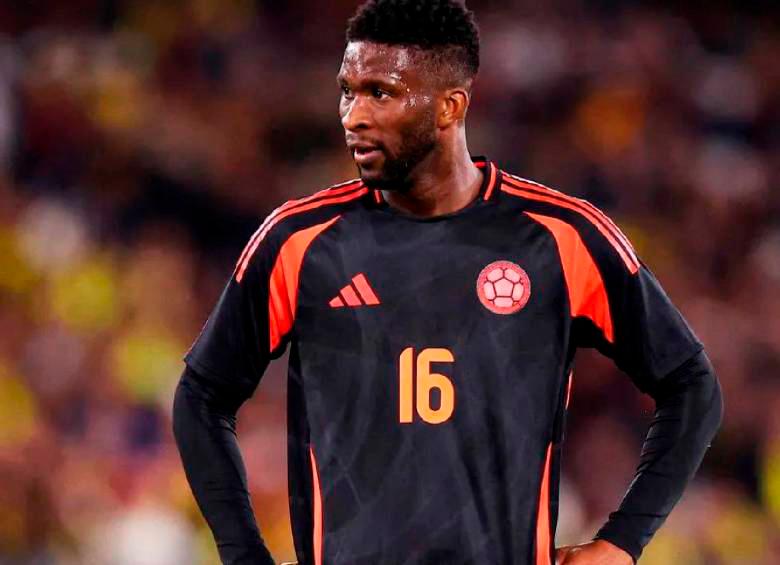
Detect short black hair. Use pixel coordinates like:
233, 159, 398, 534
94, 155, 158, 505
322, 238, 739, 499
346, 0, 480, 86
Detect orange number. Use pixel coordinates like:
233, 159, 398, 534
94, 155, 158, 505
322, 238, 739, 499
399, 348, 415, 423
399, 347, 455, 424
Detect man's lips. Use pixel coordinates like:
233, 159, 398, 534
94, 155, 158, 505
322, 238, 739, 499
353, 148, 382, 165
348, 142, 383, 166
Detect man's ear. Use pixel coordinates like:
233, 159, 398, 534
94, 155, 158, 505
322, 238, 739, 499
438, 87, 470, 127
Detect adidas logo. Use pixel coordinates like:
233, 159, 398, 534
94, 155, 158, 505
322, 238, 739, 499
329, 273, 381, 308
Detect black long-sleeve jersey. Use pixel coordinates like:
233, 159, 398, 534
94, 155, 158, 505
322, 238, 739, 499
181, 158, 718, 564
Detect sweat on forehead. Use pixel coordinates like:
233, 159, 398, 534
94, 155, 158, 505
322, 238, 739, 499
341, 41, 470, 89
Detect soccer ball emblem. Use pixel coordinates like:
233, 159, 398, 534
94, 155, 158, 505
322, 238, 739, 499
476, 261, 531, 315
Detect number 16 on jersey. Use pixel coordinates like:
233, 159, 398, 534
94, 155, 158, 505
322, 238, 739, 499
399, 347, 455, 424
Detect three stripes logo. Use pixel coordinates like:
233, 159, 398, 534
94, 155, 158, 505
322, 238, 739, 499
329, 273, 381, 308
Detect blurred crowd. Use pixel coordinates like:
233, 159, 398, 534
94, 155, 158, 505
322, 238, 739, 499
0, 1, 778, 563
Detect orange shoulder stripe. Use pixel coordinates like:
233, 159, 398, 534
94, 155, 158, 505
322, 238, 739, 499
526, 212, 614, 343
503, 176, 639, 274
235, 180, 361, 276
237, 179, 359, 267
267, 216, 341, 351
237, 186, 366, 282
505, 173, 636, 255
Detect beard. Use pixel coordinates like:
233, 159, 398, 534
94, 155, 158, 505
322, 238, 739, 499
356, 111, 438, 192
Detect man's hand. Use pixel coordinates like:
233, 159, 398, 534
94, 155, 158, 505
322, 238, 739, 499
555, 540, 633, 564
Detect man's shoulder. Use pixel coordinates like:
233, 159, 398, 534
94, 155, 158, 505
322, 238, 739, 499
233, 178, 368, 281
497, 169, 640, 273
258, 177, 368, 241
498, 170, 602, 226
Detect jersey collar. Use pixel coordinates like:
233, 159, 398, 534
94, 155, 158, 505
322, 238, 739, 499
471, 156, 500, 201
370, 156, 501, 205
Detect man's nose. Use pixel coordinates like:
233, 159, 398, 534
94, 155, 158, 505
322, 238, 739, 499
341, 96, 372, 131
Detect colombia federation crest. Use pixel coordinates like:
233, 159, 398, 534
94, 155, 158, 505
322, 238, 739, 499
476, 260, 531, 315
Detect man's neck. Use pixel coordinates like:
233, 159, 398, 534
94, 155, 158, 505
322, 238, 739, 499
381, 143, 483, 218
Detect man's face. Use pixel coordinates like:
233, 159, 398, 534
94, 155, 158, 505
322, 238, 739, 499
338, 41, 439, 190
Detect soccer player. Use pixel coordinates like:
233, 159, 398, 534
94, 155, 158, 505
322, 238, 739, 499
173, 1, 723, 564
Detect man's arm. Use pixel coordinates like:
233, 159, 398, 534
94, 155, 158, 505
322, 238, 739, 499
173, 365, 275, 565
529, 202, 724, 562
557, 351, 723, 564
173, 214, 294, 564
594, 351, 722, 560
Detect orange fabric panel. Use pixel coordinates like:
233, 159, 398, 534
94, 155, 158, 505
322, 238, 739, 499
309, 447, 323, 565
237, 185, 366, 282
525, 212, 614, 343
535, 443, 553, 565
268, 216, 341, 351
503, 178, 639, 274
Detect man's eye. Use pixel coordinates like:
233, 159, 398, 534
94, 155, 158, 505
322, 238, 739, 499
372, 88, 389, 100
341, 86, 353, 98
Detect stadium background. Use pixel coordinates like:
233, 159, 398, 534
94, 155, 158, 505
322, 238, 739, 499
0, 0, 778, 563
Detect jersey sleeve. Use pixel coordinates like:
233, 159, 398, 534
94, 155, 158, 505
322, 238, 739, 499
573, 218, 703, 392
184, 228, 286, 398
